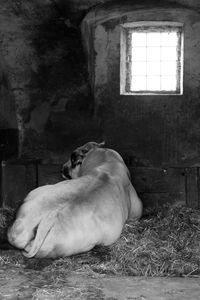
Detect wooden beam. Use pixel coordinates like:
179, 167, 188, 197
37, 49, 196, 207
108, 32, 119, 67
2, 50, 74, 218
185, 167, 199, 209
1, 160, 37, 208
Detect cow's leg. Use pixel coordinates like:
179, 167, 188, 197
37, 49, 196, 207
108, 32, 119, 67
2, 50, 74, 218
22, 210, 59, 258
7, 218, 35, 249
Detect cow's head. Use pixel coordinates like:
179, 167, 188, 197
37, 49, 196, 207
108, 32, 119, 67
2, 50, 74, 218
62, 141, 105, 179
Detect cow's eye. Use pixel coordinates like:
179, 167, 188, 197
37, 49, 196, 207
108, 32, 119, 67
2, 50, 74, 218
82, 148, 89, 154
70, 151, 84, 168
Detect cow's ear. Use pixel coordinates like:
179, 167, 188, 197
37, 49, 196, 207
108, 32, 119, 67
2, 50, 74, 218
98, 141, 105, 148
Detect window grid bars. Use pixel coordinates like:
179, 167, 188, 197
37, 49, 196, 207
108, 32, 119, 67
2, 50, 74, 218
126, 26, 182, 94
131, 33, 177, 91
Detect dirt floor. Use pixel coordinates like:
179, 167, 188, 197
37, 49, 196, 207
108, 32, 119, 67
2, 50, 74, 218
1, 250, 200, 300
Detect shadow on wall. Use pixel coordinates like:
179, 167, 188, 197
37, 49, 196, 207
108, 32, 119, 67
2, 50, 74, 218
0, 56, 19, 160
19, 15, 103, 162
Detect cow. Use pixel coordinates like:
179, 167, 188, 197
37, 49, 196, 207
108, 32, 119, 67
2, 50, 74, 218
7, 142, 142, 258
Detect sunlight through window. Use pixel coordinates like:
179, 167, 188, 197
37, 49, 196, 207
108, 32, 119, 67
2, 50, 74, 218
120, 22, 183, 95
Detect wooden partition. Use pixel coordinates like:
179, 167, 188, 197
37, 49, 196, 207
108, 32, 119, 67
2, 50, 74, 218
1, 160, 200, 210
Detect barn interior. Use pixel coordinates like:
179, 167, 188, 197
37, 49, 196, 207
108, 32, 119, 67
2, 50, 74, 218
1, 0, 200, 211
1, 0, 200, 298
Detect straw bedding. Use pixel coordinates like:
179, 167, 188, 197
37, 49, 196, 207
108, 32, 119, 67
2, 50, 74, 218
0, 204, 200, 277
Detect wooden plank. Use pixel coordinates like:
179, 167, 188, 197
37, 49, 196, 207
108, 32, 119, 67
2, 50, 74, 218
3, 162, 198, 211
1, 162, 26, 208
38, 164, 63, 186
25, 164, 38, 192
140, 192, 185, 214
1, 161, 37, 208
129, 167, 185, 194
185, 167, 199, 209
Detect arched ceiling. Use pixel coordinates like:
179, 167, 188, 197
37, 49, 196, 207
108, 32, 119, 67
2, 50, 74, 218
53, 0, 200, 26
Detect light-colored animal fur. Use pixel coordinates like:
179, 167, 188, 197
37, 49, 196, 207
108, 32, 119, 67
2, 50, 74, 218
8, 142, 142, 258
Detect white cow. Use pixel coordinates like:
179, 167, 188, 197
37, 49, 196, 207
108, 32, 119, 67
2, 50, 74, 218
8, 142, 142, 258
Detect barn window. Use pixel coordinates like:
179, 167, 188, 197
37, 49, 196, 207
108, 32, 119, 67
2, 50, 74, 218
120, 22, 184, 95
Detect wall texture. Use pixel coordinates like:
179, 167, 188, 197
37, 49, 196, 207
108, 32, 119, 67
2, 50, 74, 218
1, 0, 200, 209
0, 0, 103, 163
1, 0, 200, 167
82, 1, 200, 167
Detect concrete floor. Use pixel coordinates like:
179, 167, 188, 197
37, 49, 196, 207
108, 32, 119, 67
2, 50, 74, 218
1, 265, 200, 300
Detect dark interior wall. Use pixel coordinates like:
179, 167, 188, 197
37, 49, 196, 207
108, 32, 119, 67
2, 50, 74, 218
0, 0, 103, 163
1, 0, 200, 165
82, 1, 200, 167
1, 0, 200, 209
66, 0, 200, 11
0, 48, 18, 160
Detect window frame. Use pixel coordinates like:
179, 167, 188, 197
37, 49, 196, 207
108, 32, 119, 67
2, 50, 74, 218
120, 21, 184, 95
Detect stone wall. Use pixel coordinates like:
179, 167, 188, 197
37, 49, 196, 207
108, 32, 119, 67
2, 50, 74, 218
1, 0, 200, 208
82, 1, 200, 167
1, 0, 200, 166
0, 0, 102, 163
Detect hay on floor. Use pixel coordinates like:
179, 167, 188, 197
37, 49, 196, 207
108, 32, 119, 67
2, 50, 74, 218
0, 206, 15, 243
0, 204, 200, 277
109, 205, 200, 277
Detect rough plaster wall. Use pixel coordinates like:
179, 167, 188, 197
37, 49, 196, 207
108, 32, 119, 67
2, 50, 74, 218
66, 0, 200, 11
0, 1, 53, 157
0, 56, 17, 130
1, 0, 200, 163
0, 0, 102, 162
82, 3, 200, 167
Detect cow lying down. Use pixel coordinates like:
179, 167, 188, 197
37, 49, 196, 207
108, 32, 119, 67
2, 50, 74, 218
8, 142, 142, 258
